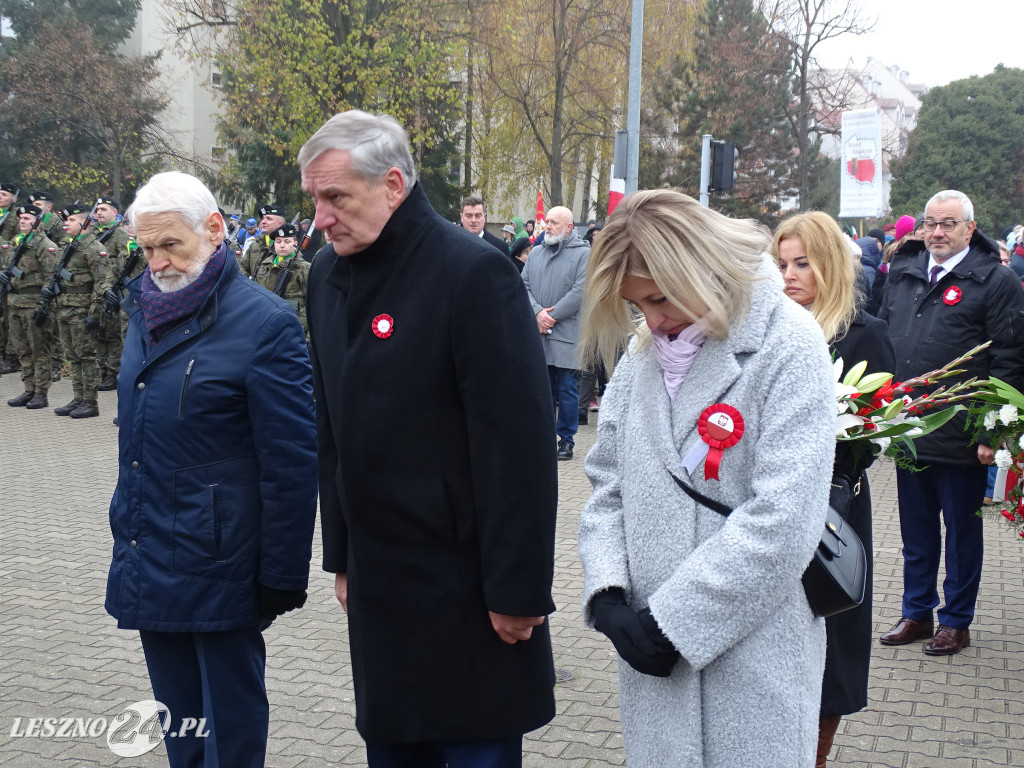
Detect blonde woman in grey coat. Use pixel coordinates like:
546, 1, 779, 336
578, 190, 836, 767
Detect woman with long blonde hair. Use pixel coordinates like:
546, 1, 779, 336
578, 189, 836, 767
772, 211, 895, 767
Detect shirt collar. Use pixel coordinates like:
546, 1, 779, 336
928, 245, 970, 277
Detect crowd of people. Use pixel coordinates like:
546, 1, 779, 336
4, 108, 1023, 768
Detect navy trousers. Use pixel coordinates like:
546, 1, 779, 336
548, 365, 579, 445
366, 736, 523, 768
139, 627, 268, 768
896, 463, 987, 630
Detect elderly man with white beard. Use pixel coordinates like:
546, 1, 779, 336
104, 171, 317, 768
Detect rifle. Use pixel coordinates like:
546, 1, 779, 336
103, 242, 143, 317
272, 223, 315, 298
0, 186, 21, 233
0, 209, 43, 313
32, 202, 99, 327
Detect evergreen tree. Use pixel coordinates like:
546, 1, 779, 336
640, 0, 795, 224
889, 66, 1024, 234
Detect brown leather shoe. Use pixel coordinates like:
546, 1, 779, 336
923, 625, 970, 656
880, 617, 934, 646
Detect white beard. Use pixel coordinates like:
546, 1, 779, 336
152, 252, 214, 292
544, 231, 563, 246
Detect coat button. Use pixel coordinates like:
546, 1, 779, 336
184, 329, 190, 335
916, 313, 922, 317
137, 382, 145, 390
129, 540, 137, 548
131, 461, 139, 469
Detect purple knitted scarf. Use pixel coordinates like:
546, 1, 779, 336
139, 241, 229, 344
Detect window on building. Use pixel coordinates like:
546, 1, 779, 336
212, 71, 222, 87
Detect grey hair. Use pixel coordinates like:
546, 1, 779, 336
125, 171, 219, 234
926, 190, 974, 222
297, 110, 417, 188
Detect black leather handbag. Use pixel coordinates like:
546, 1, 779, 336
671, 473, 867, 618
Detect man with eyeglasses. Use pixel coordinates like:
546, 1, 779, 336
877, 189, 1024, 656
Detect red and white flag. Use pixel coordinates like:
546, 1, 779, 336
534, 190, 545, 241
608, 170, 625, 215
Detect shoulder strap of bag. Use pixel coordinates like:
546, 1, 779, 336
670, 474, 732, 517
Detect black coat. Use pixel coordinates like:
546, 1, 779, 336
306, 183, 558, 743
482, 227, 510, 256
878, 232, 1024, 464
822, 311, 895, 717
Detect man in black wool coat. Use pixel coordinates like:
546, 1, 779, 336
300, 109, 559, 768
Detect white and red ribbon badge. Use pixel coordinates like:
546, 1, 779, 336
680, 403, 745, 480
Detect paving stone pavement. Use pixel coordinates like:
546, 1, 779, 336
1, 374, 1022, 767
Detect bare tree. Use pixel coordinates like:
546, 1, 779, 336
760, 0, 874, 208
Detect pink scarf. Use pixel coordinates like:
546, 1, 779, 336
651, 325, 707, 402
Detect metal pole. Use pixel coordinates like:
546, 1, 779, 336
625, 0, 644, 196
699, 134, 712, 207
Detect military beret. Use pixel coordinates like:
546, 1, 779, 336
29, 191, 54, 203
272, 224, 298, 239
257, 205, 286, 218
0, 183, 18, 195
17, 205, 42, 217
62, 202, 89, 217
95, 196, 120, 210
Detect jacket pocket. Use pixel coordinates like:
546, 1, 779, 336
172, 456, 259, 582
178, 354, 196, 418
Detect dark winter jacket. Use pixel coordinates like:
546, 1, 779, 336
307, 182, 557, 743
878, 232, 1024, 464
105, 252, 317, 631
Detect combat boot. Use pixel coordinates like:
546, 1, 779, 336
2, 355, 20, 373
7, 390, 34, 407
51, 366, 61, 382
70, 400, 99, 419
25, 392, 49, 409
97, 374, 117, 391
55, 398, 83, 416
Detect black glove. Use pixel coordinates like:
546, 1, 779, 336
0, 271, 12, 290
103, 289, 121, 313
40, 285, 56, 302
31, 309, 48, 327
259, 586, 307, 620
84, 316, 100, 332
591, 588, 679, 677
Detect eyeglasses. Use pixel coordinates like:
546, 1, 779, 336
921, 218, 967, 232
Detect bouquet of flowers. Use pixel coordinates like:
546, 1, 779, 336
834, 342, 991, 464
971, 377, 1024, 540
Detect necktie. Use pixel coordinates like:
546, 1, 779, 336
929, 265, 942, 286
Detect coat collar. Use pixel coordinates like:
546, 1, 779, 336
322, 181, 435, 292
643, 256, 782, 482
893, 231, 1001, 287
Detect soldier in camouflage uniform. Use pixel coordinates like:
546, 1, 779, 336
91, 197, 131, 390
3, 205, 58, 409
254, 224, 310, 341
50, 202, 107, 418
0, 183, 22, 373
29, 191, 64, 381
239, 204, 286, 277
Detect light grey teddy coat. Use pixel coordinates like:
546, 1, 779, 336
521, 230, 589, 369
579, 258, 836, 768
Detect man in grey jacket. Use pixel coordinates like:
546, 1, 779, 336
522, 205, 589, 459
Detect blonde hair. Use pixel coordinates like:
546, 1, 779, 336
771, 212, 858, 344
579, 189, 768, 374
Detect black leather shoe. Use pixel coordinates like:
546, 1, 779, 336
924, 625, 970, 656
7, 391, 34, 407
97, 375, 118, 391
880, 617, 934, 646
25, 393, 49, 409
54, 398, 83, 416
70, 401, 99, 419
557, 440, 574, 461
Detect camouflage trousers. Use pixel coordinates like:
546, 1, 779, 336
0, 307, 8, 356
57, 306, 99, 402
96, 311, 123, 376
7, 306, 50, 394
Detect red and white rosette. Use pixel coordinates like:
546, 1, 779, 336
697, 403, 744, 480
372, 314, 394, 339
942, 286, 962, 306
